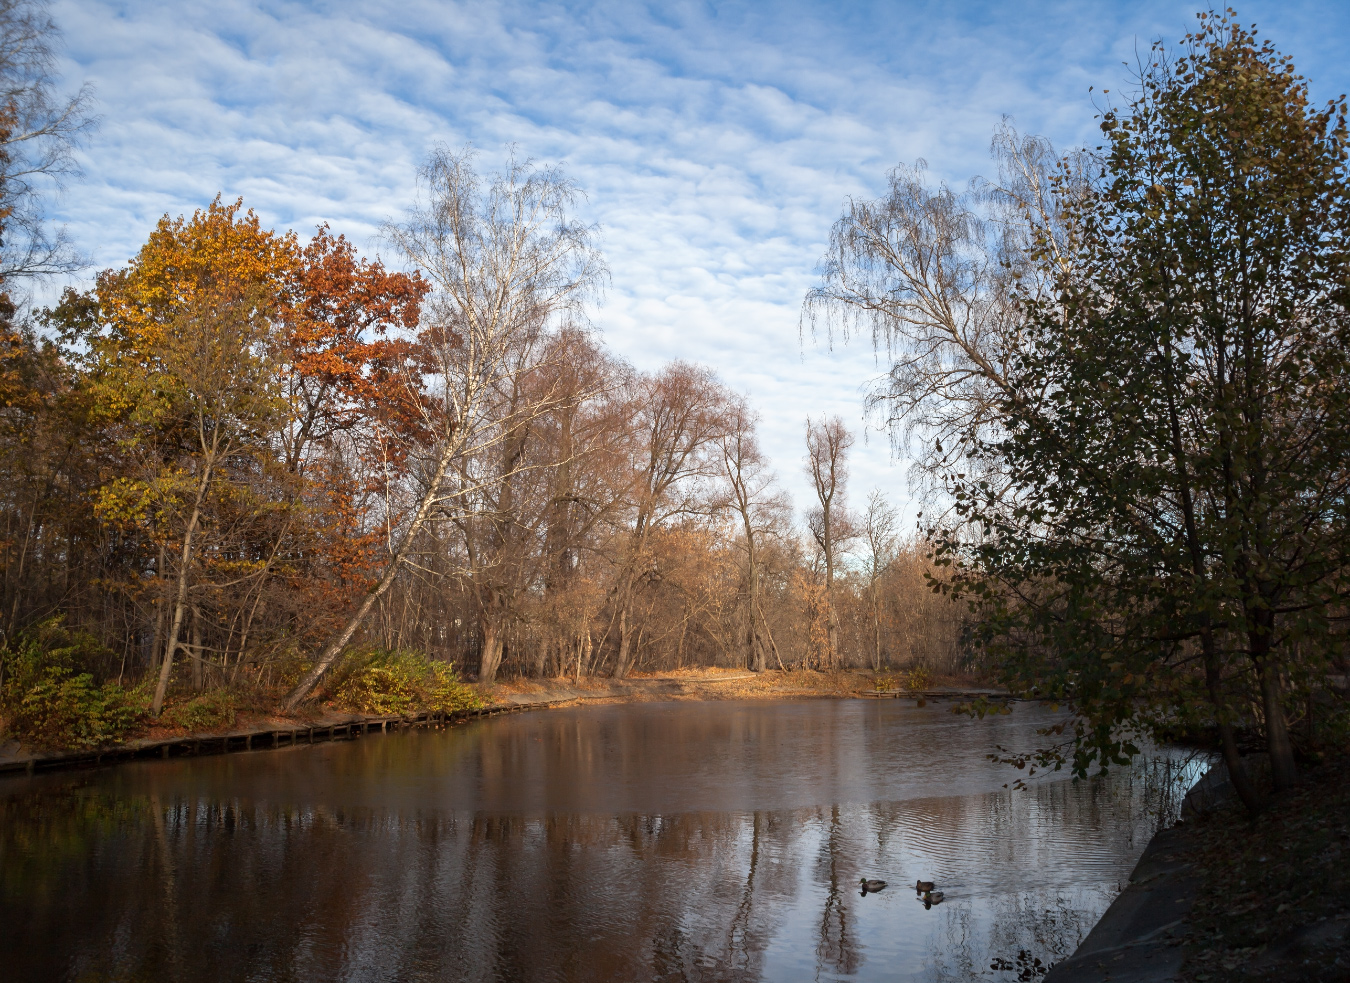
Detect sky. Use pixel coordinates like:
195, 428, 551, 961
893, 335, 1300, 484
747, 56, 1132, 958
44, 0, 1350, 524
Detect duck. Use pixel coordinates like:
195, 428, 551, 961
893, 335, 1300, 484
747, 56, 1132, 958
915, 880, 936, 893
859, 878, 887, 894
922, 890, 945, 907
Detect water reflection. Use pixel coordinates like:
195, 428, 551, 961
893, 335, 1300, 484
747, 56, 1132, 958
0, 701, 1204, 982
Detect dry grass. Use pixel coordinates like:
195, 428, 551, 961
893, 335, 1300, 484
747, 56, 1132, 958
482, 668, 991, 706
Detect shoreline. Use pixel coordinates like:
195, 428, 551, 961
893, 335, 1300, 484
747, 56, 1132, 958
0, 670, 1007, 778
1047, 754, 1350, 982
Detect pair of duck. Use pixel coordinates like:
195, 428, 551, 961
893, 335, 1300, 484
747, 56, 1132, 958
916, 879, 944, 905
857, 878, 944, 905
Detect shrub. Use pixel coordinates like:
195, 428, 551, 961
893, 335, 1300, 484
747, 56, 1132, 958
904, 665, 933, 693
0, 618, 148, 749
6, 668, 147, 749
160, 689, 238, 731
329, 649, 482, 716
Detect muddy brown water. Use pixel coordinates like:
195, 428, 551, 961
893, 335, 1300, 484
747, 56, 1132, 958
0, 699, 1203, 982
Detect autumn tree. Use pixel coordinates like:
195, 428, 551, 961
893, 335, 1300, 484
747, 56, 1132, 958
285, 148, 603, 702
859, 491, 899, 671
91, 199, 297, 715
718, 399, 787, 672
610, 362, 732, 678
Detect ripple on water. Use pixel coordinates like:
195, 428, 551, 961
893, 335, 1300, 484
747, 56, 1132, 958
0, 700, 1202, 983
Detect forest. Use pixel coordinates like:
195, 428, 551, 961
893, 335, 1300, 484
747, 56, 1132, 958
0, 135, 965, 739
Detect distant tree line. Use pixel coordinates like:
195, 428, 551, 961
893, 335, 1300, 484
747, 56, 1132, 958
0, 3, 968, 735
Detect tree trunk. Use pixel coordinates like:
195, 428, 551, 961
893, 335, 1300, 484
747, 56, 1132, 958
871, 592, 882, 672
151, 470, 210, 717
613, 605, 631, 679
1202, 629, 1263, 813
1256, 653, 1298, 792
479, 618, 503, 683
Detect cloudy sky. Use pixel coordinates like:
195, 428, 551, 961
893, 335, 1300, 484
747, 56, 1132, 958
46, 0, 1350, 521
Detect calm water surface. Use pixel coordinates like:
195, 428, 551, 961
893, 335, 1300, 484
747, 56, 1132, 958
0, 700, 1201, 982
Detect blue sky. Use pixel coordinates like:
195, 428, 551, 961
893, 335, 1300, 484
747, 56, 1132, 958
47, 0, 1350, 521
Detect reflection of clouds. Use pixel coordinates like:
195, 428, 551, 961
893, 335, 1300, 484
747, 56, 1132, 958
2, 709, 1199, 982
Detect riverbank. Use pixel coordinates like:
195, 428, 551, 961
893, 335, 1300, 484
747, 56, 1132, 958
0, 668, 1004, 775
1047, 751, 1350, 982
487, 666, 1002, 705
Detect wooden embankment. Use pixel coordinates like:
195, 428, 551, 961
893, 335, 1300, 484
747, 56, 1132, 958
0, 700, 560, 778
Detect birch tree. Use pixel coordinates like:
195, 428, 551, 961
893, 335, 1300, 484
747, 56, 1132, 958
285, 148, 603, 704
804, 416, 854, 668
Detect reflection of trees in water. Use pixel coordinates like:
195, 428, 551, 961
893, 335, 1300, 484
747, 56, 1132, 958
813, 803, 862, 978
2, 795, 812, 982
0, 752, 1200, 982
921, 892, 1101, 982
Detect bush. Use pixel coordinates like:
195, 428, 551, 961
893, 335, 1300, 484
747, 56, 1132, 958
0, 618, 147, 749
904, 665, 933, 692
328, 649, 482, 716
160, 689, 238, 731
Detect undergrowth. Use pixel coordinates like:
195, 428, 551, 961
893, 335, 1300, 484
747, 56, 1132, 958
0, 617, 147, 749
327, 649, 482, 716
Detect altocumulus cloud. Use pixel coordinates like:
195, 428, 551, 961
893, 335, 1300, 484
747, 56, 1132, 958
47, 0, 1350, 515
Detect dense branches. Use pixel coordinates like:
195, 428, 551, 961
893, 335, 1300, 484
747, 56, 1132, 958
813, 12, 1350, 809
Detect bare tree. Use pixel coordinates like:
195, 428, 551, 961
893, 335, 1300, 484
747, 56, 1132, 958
859, 490, 899, 671
285, 148, 604, 705
801, 122, 1089, 502
0, 0, 97, 280
718, 399, 789, 672
610, 362, 731, 678
804, 416, 854, 668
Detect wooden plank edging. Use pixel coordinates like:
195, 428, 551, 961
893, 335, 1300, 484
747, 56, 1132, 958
0, 700, 556, 778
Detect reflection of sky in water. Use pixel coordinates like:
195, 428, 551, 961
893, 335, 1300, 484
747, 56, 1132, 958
0, 701, 1207, 982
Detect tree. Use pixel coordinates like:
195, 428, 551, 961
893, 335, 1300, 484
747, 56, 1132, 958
610, 362, 731, 678
285, 148, 603, 703
802, 118, 1098, 510
859, 491, 899, 671
92, 198, 295, 716
817, 13, 1350, 809
0, 0, 96, 280
804, 416, 854, 669
718, 399, 788, 672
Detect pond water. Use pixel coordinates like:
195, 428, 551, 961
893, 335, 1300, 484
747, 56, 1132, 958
0, 699, 1203, 983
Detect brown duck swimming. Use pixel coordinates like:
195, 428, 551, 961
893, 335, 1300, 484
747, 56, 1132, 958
915, 880, 935, 893
859, 879, 887, 894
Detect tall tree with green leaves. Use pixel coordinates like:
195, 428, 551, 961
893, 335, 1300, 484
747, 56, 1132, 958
950, 13, 1350, 807
813, 12, 1350, 811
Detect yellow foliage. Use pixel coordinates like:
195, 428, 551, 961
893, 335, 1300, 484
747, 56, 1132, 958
92, 196, 298, 422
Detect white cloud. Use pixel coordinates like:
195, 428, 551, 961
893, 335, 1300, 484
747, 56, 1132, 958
46, 0, 1350, 522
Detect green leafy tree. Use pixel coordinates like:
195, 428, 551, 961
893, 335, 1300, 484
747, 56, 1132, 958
938, 13, 1350, 809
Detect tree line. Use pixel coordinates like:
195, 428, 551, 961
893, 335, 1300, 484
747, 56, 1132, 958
0, 4, 966, 730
